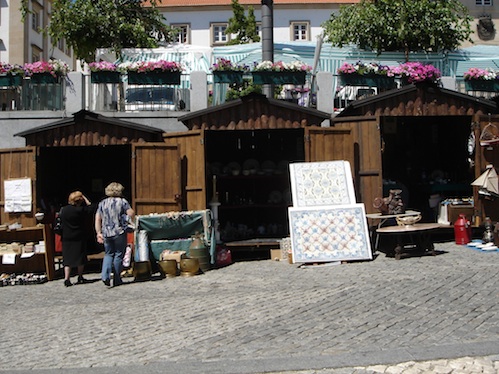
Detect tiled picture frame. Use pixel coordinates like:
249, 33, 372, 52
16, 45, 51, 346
289, 161, 356, 207
288, 204, 372, 263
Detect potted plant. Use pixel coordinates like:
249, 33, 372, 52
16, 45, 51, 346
211, 58, 249, 84
251, 60, 312, 85
88, 61, 122, 84
23, 59, 70, 84
463, 67, 499, 92
392, 62, 441, 86
0, 62, 24, 87
337, 61, 396, 89
123, 60, 183, 85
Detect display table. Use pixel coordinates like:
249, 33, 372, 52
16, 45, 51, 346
376, 223, 442, 260
366, 210, 421, 250
0, 225, 55, 280
136, 210, 213, 263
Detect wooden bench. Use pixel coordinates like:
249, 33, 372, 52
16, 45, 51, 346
225, 239, 281, 261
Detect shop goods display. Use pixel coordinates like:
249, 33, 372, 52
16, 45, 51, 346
482, 217, 494, 244
288, 161, 372, 263
133, 261, 151, 281
180, 257, 200, 276
0, 273, 47, 286
454, 214, 472, 245
466, 240, 499, 252
396, 214, 422, 227
135, 230, 150, 262
136, 210, 212, 260
373, 189, 405, 215
289, 161, 356, 207
157, 259, 178, 277
288, 204, 372, 263
159, 249, 187, 263
188, 235, 210, 273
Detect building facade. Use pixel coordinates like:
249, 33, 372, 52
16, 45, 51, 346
157, 0, 499, 48
158, 0, 358, 47
0, 0, 76, 68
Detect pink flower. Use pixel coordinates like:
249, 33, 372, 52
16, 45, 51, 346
23, 59, 69, 77
123, 60, 183, 73
463, 67, 497, 81
392, 62, 441, 83
89, 61, 119, 72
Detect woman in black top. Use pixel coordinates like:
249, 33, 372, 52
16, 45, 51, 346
60, 191, 93, 287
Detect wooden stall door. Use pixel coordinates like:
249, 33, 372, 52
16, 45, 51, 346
473, 114, 499, 222
0, 147, 37, 227
131, 143, 182, 215
163, 130, 207, 211
307, 118, 383, 211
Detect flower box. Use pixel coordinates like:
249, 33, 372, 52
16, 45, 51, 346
213, 71, 245, 84
0, 74, 23, 87
252, 71, 307, 85
465, 80, 499, 93
128, 70, 181, 85
30, 73, 60, 84
339, 74, 396, 89
91, 71, 121, 84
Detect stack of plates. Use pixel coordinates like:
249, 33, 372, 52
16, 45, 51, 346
467, 240, 498, 251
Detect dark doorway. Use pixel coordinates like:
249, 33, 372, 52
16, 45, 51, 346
36, 145, 132, 253
381, 116, 474, 221
37, 145, 132, 207
205, 129, 305, 241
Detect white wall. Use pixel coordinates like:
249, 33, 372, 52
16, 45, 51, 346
0, 0, 11, 62
163, 5, 339, 46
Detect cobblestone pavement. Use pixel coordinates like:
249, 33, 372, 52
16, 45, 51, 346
0, 241, 498, 374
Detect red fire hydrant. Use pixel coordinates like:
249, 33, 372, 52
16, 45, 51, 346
454, 214, 471, 245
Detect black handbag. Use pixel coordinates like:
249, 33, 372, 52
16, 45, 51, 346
53, 208, 63, 235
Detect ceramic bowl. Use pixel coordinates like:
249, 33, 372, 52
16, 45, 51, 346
396, 214, 421, 226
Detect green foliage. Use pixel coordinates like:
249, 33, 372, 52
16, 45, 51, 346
226, 79, 262, 101
23, 0, 177, 63
322, 0, 473, 60
225, 0, 260, 45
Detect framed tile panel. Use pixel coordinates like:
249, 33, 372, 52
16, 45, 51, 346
289, 161, 356, 207
289, 204, 372, 263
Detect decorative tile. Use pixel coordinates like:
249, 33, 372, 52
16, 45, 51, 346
288, 204, 372, 263
289, 161, 356, 207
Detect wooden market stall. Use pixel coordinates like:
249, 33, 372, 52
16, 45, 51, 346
6, 86, 498, 266
5, 110, 183, 273
165, 93, 366, 242
332, 83, 499, 224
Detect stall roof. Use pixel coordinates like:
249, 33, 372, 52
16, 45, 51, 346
334, 83, 497, 119
178, 93, 331, 130
15, 110, 165, 146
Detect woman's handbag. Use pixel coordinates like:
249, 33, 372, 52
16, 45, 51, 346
53, 208, 63, 235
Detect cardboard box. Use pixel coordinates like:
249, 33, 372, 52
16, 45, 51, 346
448, 204, 474, 225
270, 248, 287, 261
270, 248, 283, 261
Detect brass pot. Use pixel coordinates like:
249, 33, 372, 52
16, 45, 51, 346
133, 261, 151, 281
158, 259, 178, 277
180, 257, 200, 274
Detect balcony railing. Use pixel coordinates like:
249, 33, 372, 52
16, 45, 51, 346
0, 79, 65, 111
0, 73, 191, 112
1, 73, 496, 113
87, 73, 191, 112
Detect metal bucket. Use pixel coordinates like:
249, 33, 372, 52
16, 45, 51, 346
133, 261, 151, 281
